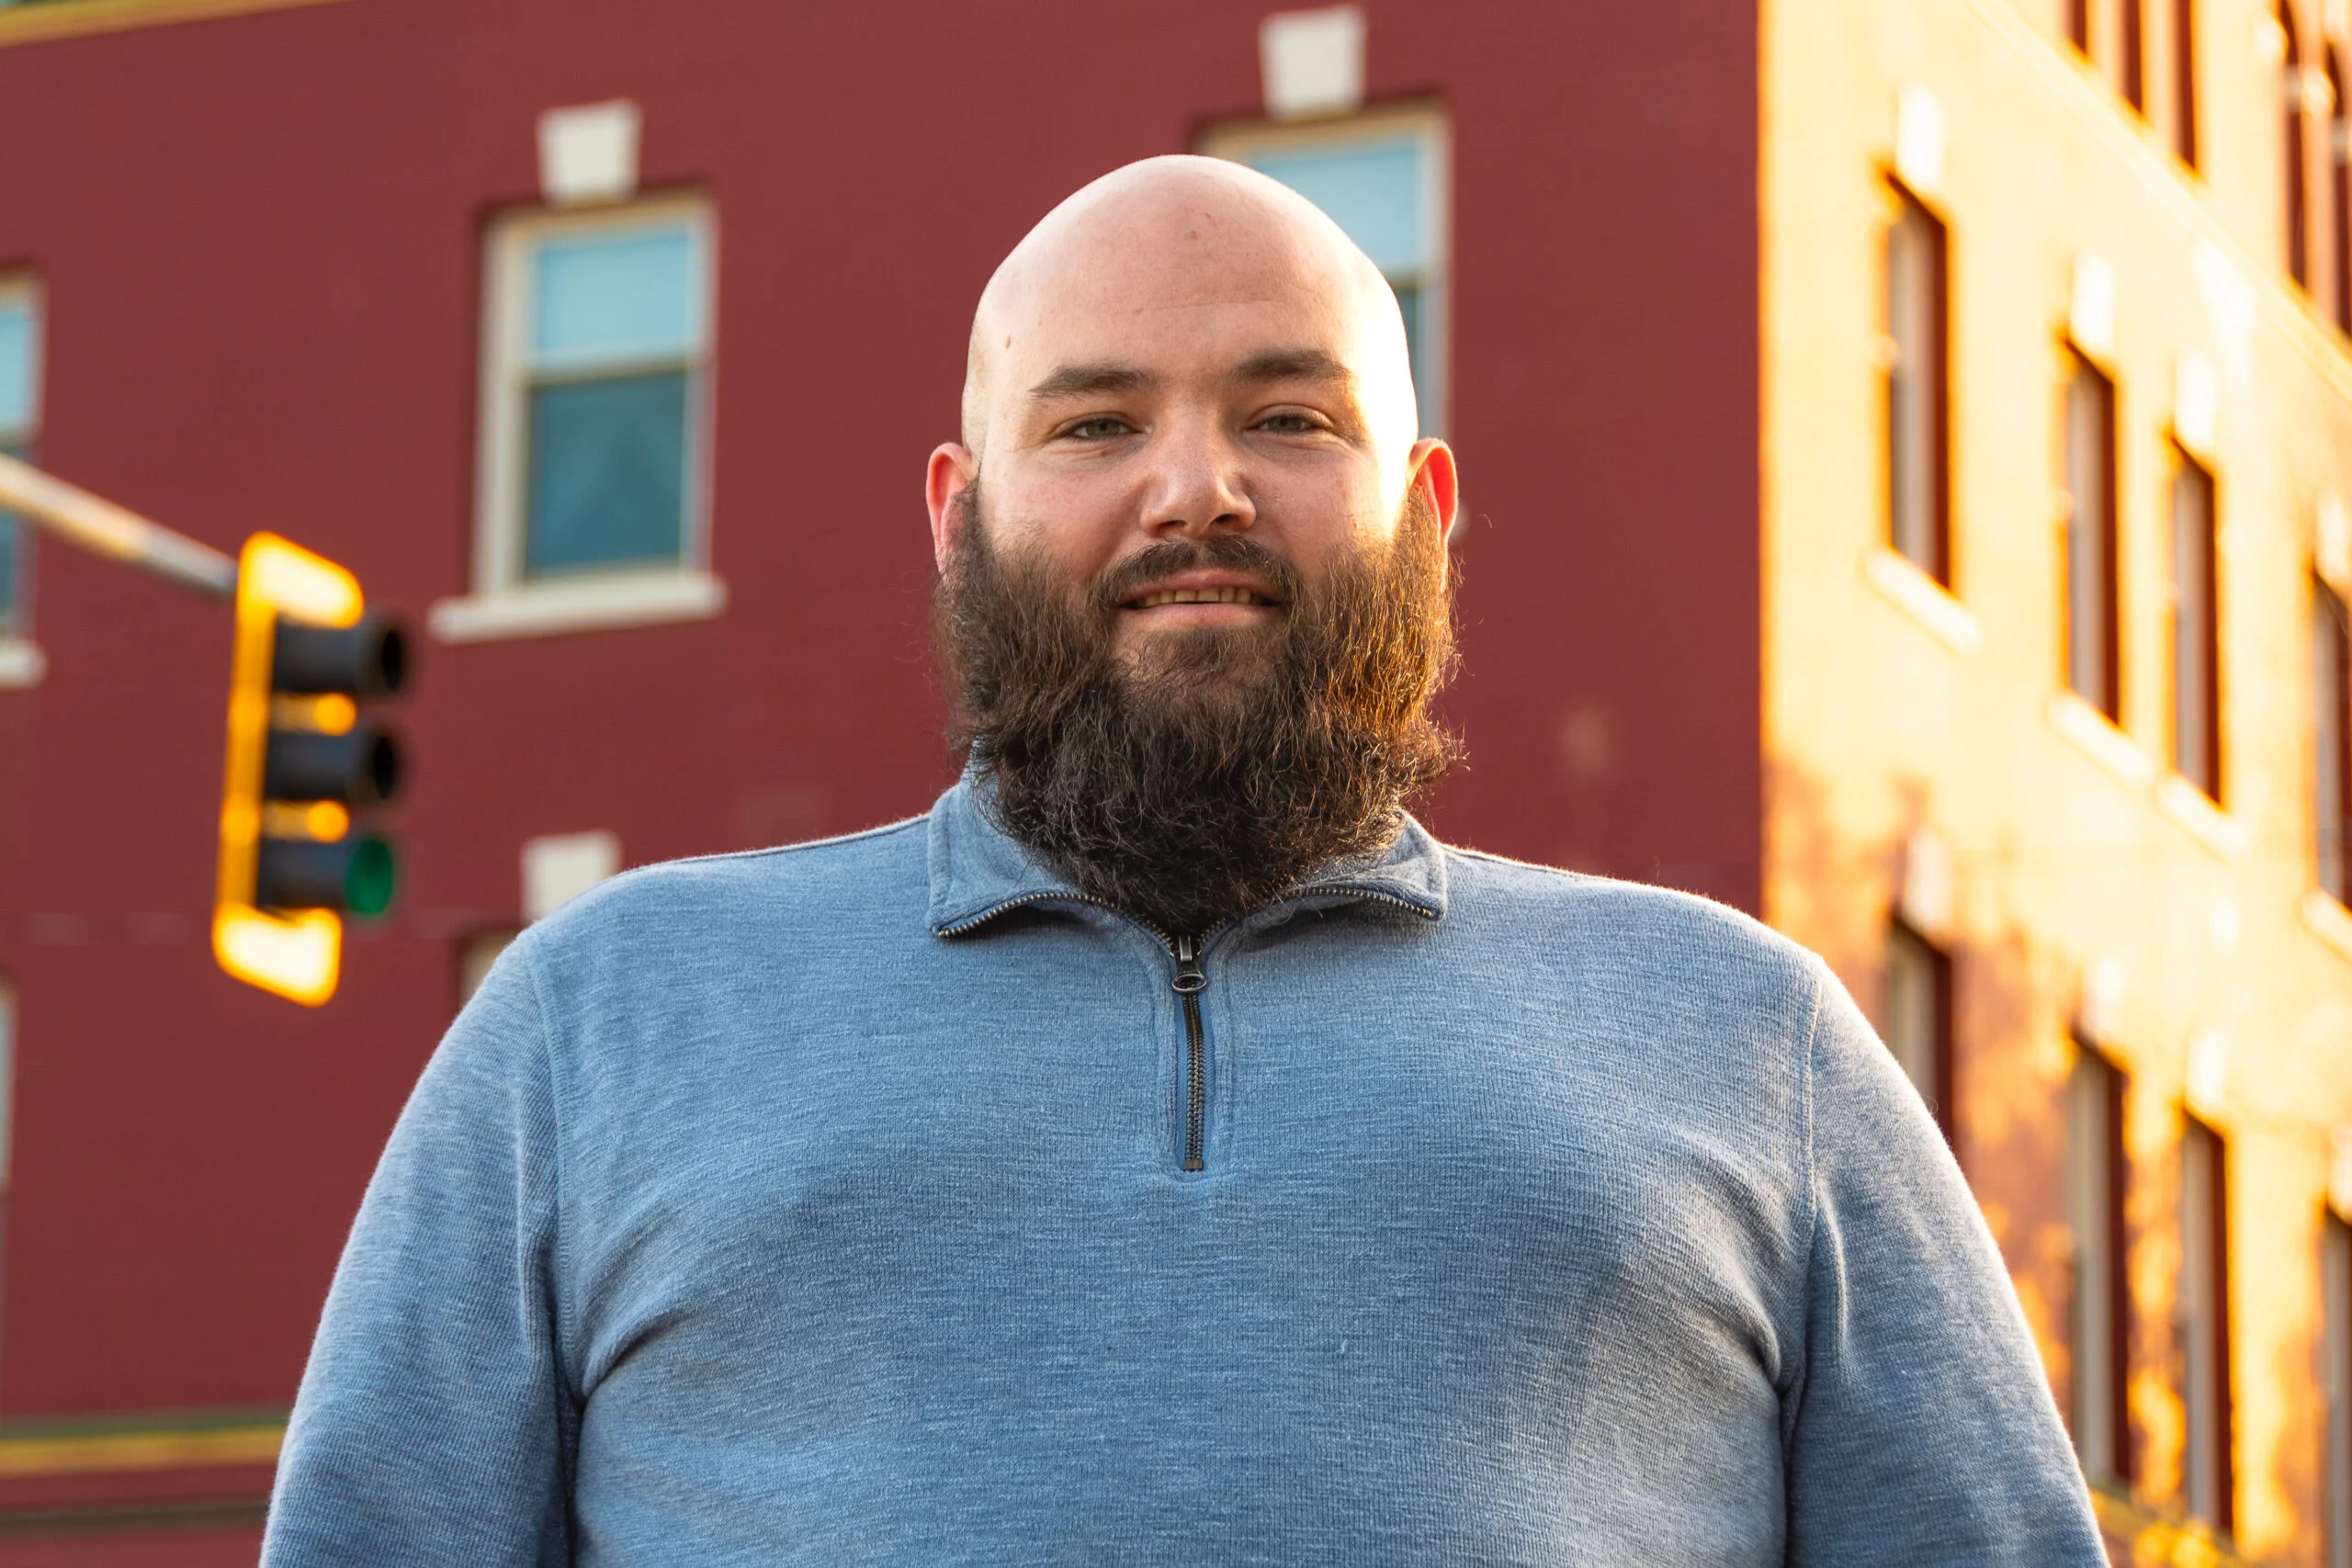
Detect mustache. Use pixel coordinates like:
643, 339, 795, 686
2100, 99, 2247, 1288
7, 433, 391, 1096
1084, 535, 1305, 617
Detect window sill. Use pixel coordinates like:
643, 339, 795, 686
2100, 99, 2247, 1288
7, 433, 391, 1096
2304, 889, 2352, 966
1863, 547, 1982, 654
429, 570, 726, 643
2154, 775, 2247, 860
2047, 691, 2155, 790
0, 637, 46, 689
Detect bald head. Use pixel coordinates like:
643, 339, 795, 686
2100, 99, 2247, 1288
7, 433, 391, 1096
959, 156, 1419, 462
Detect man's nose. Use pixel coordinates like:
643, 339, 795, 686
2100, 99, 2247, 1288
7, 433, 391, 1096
1139, 420, 1256, 540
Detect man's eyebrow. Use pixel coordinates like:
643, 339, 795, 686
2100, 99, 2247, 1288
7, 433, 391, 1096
1229, 348, 1356, 390
1026, 363, 1157, 402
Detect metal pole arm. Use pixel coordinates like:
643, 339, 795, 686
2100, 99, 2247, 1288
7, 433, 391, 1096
0, 449, 237, 600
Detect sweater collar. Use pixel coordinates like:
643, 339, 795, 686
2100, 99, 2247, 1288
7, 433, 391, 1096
924, 774, 1449, 938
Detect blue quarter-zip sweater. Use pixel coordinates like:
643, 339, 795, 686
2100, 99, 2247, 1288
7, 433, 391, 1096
263, 781, 2104, 1565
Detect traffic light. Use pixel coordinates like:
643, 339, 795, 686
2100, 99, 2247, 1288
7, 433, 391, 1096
213, 533, 405, 1006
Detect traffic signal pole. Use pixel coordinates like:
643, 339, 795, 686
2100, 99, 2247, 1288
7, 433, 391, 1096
0, 451, 405, 1005
0, 450, 237, 600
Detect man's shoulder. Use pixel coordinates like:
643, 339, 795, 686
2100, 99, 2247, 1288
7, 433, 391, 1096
1434, 842, 1823, 1001
521, 814, 933, 956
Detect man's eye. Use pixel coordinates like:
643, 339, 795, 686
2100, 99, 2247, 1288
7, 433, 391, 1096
1256, 412, 1322, 434
1065, 417, 1134, 440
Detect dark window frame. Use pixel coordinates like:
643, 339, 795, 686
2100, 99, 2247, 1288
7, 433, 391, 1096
2318, 581, 2352, 903
2288, 3, 2312, 288
2171, 451, 2222, 800
2177, 0, 2201, 166
2331, 50, 2351, 331
2182, 1115, 2237, 1534
1884, 181, 1952, 586
2124, 0, 2148, 108
2068, 1041, 2133, 1484
2323, 1213, 2352, 1568
2064, 349, 2122, 720
0, 279, 39, 643
1883, 919, 1956, 1145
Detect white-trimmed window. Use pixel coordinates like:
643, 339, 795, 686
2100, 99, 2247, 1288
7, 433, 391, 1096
1201, 107, 1448, 436
0, 278, 41, 668
436, 197, 720, 642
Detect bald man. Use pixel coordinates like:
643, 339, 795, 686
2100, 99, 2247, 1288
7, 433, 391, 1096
265, 160, 2103, 1565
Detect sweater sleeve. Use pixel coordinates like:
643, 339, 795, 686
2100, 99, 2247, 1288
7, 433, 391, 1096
261, 937, 573, 1567
1781, 956, 2106, 1566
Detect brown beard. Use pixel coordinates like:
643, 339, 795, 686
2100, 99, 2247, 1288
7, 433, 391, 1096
933, 483, 1460, 935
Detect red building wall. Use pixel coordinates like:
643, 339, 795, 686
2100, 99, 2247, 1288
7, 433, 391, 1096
0, 0, 1758, 1483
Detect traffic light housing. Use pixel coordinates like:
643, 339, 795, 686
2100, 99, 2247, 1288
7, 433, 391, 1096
214, 534, 405, 1005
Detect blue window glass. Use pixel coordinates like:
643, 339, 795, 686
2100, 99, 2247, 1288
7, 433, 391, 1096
1244, 137, 1427, 276
531, 226, 702, 370
0, 502, 18, 638
526, 372, 688, 577
0, 304, 30, 433
518, 219, 705, 581
0, 296, 32, 637
1238, 134, 1435, 432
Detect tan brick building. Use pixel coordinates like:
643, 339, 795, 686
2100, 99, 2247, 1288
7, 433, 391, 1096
1767, 0, 2352, 1560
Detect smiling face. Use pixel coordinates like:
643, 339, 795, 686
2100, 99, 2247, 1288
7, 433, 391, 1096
926, 156, 1456, 670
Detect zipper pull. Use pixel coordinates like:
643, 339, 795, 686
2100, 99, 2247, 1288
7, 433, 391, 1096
1171, 933, 1207, 995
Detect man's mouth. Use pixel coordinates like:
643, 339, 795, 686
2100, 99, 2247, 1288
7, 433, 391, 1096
1127, 586, 1277, 609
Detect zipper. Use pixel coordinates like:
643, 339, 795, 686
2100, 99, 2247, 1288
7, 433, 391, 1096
938, 884, 1435, 1175
1171, 933, 1209, 1172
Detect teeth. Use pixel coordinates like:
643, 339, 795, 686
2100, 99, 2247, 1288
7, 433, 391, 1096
1136, 587, 1264, 608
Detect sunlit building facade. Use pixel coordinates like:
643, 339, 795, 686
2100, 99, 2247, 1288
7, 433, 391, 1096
1768, 0, 2352, 1560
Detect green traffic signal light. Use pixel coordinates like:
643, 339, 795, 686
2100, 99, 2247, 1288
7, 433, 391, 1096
254, 834, 399, 919
346, 837, 397, 919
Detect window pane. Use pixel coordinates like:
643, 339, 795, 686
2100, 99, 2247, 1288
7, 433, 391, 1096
2173, 459, 2219, 796
0, 300, 29, 434
1886, 195, 1947, 581
2321, 588, 2352, 900
1883, 924, 1942, 1111
530, 224, 703, 370
1242, 137, 1427, 275
525, 371, 688, 577
2181, 1119, 2234, 1529
2177, 0, 2200, 166
1238, 133, 1438, 435
0, 515, 17, 637
2067, 1048, 2127, 1481
0, 439, 23, 637
2066, 359, 2117, 716
2325, 1217, 2352, 1568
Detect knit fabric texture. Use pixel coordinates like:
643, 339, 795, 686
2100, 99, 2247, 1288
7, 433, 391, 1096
262, 779, 2105, 1565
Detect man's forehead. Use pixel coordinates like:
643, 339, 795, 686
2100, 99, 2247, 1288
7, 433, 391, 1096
962, 156, 1412, 446
995, 220, 1347, 340
1002, 287, 1361, 386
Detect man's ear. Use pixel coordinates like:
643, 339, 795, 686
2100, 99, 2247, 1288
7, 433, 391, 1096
1406, 439, 1460, 541
926, 444, 979, 572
